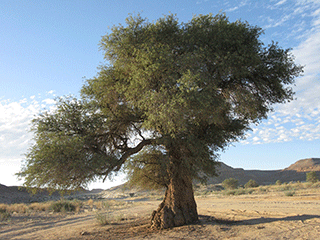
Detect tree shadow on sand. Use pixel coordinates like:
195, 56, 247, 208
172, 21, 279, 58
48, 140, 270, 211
199, 214, 320, 226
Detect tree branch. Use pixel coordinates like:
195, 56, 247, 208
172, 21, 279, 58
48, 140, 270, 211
101, 138, 154, 182
115, 139, 154, 171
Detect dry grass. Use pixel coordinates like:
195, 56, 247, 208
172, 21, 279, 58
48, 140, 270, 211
195, 181, 320, 197
0, 181, 318, 217
0, 199, 119, 215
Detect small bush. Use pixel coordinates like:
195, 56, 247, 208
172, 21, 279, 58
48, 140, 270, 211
275, 180, 282, 185
95, 212, 110, 226
258, 186, 268, 192
222, 178, 239, 190
244, 179, 259, 188
285, 190, 295, 196
50, 201, 76, 213
0, 208, 11, 222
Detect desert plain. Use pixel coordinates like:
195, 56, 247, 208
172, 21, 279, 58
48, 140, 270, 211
1, 181, 320, 240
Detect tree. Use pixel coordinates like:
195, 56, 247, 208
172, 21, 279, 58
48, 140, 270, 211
306, 171, 318, 183
18, 13, 302, 229
222, 178, 239, 189
244, 179, 259, 188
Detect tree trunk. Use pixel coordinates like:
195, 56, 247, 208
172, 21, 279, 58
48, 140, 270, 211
150, 167, 198, 229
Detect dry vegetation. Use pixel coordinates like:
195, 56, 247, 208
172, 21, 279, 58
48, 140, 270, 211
194, 181, 320, 197
1, 181, 320, 239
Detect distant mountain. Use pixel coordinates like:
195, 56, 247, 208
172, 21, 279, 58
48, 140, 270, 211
208, 158, 320, 185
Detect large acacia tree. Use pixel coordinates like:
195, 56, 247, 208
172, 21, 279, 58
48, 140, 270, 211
19, 14, 302, 229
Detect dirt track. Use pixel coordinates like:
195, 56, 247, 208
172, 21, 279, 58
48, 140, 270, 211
1, 193, 320, 239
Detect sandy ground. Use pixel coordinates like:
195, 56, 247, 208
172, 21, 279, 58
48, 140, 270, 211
1, 193, 320, 240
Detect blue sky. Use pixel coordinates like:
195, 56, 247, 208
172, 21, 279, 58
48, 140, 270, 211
1, 0, 320, 189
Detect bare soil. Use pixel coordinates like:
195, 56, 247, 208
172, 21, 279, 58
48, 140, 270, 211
1, 191, 320, 240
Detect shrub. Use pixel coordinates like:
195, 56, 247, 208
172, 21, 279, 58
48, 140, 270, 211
95, 212, 110, 226
222, 178, 239, 190
244, 179, 259, 188
306, 171, 318, 183
285, 190, 295, 196
0, 208, 11, 222
275, 180, 282, 185
50, 201, 76, 212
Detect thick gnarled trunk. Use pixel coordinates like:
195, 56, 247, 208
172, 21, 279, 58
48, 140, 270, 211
150, 169, 198, 229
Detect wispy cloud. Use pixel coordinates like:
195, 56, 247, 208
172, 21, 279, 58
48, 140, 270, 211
242, 0, 320, 145
225, 0, 249, 12
275, 0, 287, 6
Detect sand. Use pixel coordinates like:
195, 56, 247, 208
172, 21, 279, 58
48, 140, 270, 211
1, 192, 320, 240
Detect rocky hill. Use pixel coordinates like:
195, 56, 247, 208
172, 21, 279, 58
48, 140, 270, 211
284, 158, 320, 172
1, 158, 319, 204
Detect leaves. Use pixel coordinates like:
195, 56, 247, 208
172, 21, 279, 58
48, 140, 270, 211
19, 13, 302, 191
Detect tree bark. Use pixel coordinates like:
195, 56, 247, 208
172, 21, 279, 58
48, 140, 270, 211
150, 164, 198, 229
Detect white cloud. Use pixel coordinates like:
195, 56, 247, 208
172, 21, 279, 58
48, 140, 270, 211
42, 98, 56, 105
0, 93, 56, 185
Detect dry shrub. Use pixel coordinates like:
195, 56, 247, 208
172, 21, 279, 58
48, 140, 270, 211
95, 212, 110, 226
312, 182, 320, 188
0, 208, 11, 222
86, 199, 94, 207
95, 201, 110, 209
29, 202, 52, 212
6, 203, 29, 214
0, 204, 8, 212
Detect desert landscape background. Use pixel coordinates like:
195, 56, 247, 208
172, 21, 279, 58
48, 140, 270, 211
0, 158, 320, 239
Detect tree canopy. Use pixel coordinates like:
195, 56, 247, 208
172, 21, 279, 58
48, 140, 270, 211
18, 13, 302, 228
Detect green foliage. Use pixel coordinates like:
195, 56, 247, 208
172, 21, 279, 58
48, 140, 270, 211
306, 171, 318, 183
125, 147, 170, 189
49, 201, 76, 212
244, 179, 259, 188
18, 13, 302, 192
222, 178, 239, 189
17, 97, 120, 192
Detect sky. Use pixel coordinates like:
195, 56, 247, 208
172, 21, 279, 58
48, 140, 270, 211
1, 0, 320, 189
